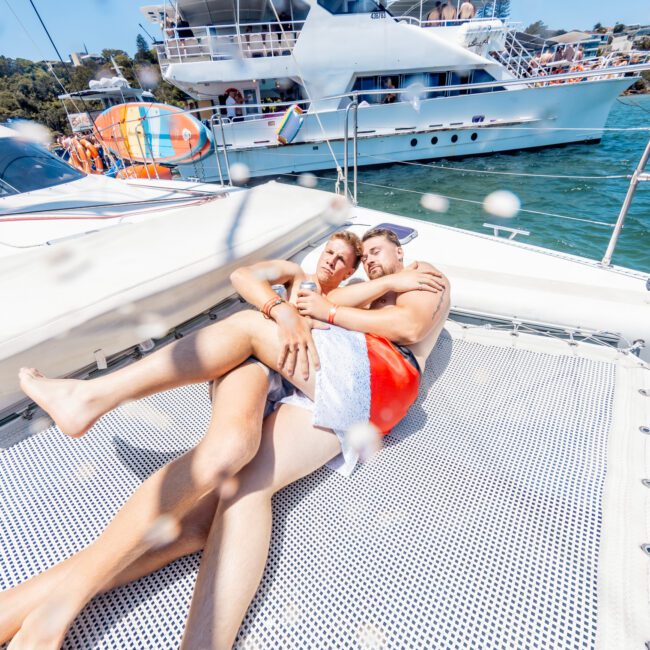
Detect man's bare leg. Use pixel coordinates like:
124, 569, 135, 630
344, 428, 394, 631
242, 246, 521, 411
6, 360, 273, 650
0, 491, 216, 645
19, 310, 315, 438
181, 405, 342, 649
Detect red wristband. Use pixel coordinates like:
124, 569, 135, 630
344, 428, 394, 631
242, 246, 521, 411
327, 304, 339, 325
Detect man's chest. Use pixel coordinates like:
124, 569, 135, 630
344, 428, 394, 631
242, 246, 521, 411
370, 292, 398, 310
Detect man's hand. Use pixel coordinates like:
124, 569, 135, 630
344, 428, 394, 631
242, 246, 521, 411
388, 262, 445, 294
271, 303, 323, 379
296, 289, 332, 322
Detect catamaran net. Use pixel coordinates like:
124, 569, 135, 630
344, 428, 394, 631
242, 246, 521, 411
0, 329, 631, 648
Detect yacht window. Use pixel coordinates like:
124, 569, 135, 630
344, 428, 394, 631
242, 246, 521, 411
471, 69, 504, 93
0, 138, 84, 195
448, 72, 471, 96
318, 0, 384, 15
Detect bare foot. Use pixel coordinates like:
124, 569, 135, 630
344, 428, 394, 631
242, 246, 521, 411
0, 590, 28, 645
0, 570, 66, 646
7, 594, 80, 650
18, 368, 100, 438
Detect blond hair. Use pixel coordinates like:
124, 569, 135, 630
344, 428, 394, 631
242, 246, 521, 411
329, 231, 363, 270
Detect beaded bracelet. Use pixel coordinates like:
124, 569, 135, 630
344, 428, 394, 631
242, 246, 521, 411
261, 297, 285, 319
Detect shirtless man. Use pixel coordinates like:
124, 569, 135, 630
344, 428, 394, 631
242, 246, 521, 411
440, 2, 457, 22
7, 228, 449, 649
458, 1, 476, 20
427, 1, 442, 22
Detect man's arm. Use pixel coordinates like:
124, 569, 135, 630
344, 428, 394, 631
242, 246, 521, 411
299, 263, 449, 345
230, 260, 304, 310
327, 262, 445, 308
329, 287, 445, 346
231, 260, 319, 380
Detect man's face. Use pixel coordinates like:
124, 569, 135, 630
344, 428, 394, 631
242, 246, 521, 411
315, 238, 357, 286
362, 236, 403, 279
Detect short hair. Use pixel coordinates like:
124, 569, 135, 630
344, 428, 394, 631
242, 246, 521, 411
329, 230, 363, 270
361, 227, 401, 248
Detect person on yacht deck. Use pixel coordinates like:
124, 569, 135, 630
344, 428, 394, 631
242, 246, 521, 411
382, 77, 398, 104
458, 1, 476, 20
4, 229, 450, 649
225, 89, 238, 119
440, 2, 457, 22
564, 43, 576, 63
427, 1, 442, 22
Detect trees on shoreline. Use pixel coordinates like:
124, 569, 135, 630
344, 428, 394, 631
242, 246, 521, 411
0, 45, 189, 135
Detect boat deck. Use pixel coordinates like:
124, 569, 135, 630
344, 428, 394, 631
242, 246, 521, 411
1, 321, 649, 648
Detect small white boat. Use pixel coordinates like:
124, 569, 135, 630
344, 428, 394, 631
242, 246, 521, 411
1, 129, 649, 647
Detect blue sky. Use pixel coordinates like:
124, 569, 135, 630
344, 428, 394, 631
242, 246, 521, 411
1, 0, 649, 62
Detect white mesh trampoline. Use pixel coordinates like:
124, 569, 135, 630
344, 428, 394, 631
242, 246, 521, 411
1, 321, 649, 649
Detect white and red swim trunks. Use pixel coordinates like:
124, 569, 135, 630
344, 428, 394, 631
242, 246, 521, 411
281, 325, 421, 475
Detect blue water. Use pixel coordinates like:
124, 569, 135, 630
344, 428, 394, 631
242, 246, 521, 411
284, 96, 650, 273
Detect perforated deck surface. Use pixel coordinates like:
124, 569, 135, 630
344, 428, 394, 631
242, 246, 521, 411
0, 332, 615, 649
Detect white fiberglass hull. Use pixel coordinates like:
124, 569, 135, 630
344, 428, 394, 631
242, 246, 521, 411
178, 77, 632, 181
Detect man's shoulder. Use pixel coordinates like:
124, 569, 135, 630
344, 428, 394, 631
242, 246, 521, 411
415, 260, 449, 281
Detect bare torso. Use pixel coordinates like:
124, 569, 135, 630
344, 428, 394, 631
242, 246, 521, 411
369, 276, 451, 371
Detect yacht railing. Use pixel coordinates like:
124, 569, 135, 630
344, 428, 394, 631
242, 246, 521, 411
601, 137, 650, 266
493, 30, 537, 79
156, 20, 305, 64
397, 16, 512, 28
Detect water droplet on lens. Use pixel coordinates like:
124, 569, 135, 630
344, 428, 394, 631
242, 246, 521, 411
346, 422, 381, 461
219, 476, 239, 500
121, 400, 173, 430
144, 514, 181, 548
323, 195, 350, 225
357, 621, 387, 648
297, 172, 318, 188
420, 193, 449, 213
75, 461, 97, 481
43, 243, 92, 282
12, 120, 52, 145
483, 190, 520, 219
471, 367, 490, 385
229, 162, 250, 185
283, 601, 302, 625
135, 313, 168, 341
253, 265, 282, 282
28, 415, 53, 436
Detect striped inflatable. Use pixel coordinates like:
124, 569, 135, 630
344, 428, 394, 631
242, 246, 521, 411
94, 103, 212, 165
276, 105, 304, 145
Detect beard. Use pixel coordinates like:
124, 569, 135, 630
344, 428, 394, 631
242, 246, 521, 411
366, 264, 386, 279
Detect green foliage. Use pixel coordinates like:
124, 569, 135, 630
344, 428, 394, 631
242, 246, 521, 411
613, 23, 625, 34
636, 37, 650, 51
524, 20, 549, 37
135, 35, 156, 64
100, 49, 128, 60
0, 53, 192, 135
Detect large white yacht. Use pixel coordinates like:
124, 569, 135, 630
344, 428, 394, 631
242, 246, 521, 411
139, 0, 648, 181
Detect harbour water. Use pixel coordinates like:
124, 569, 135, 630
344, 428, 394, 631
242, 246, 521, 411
281, 95, 650, 273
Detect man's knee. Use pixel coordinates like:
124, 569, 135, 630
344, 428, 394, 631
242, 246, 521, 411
193, 433, 260, 488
